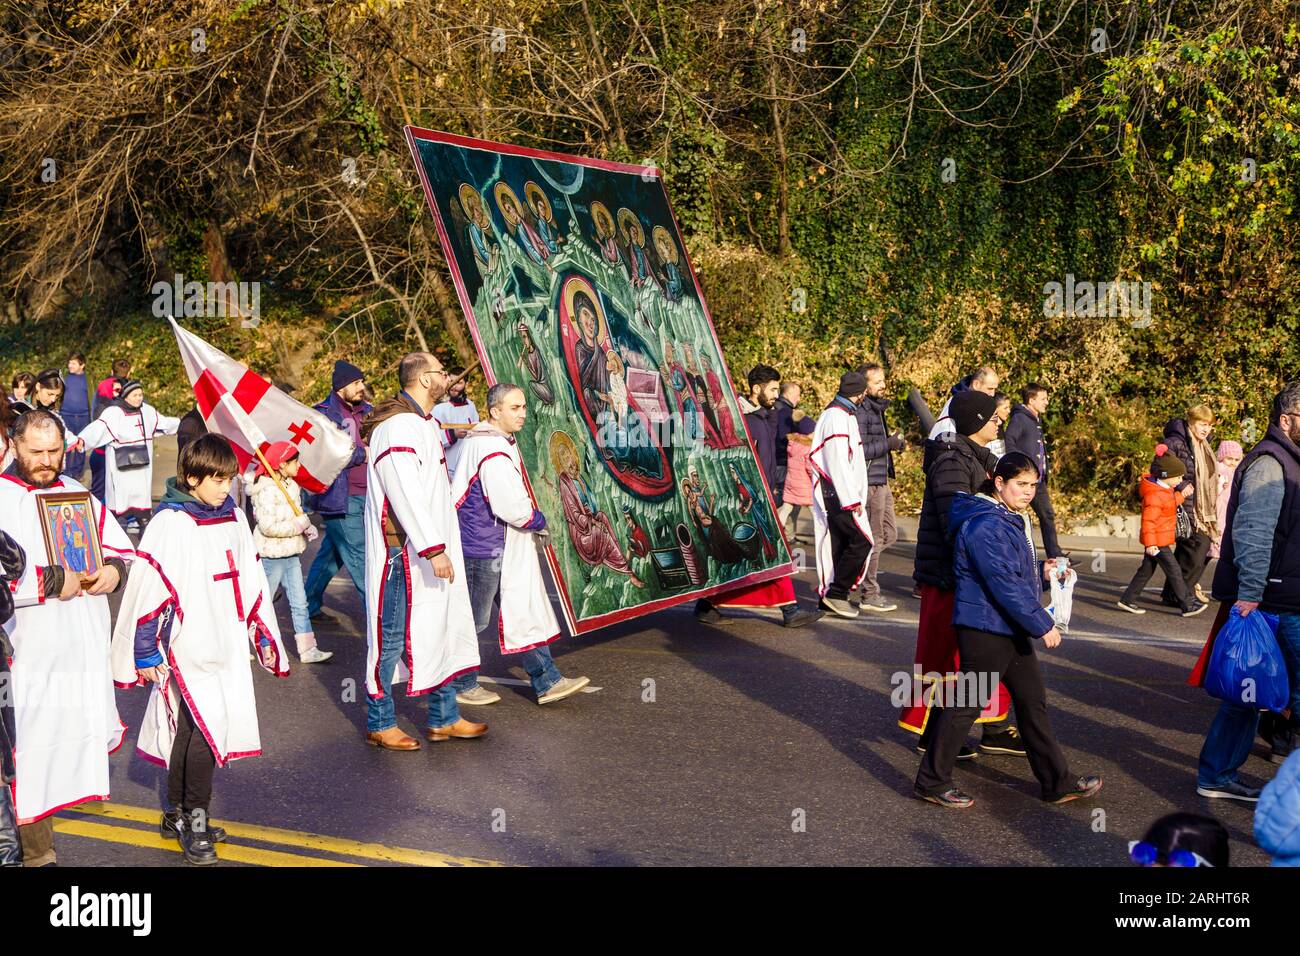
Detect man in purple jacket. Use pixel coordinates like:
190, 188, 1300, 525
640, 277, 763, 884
304, 361, 372, 620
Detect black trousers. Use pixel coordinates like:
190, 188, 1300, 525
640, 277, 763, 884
824, 506, 872, 601
916, 627, 1073, 798
1126, 545, 1190, 609
1162, 529, 1211, 603
168, 697, 216, 814
1030, 483, 1062, 559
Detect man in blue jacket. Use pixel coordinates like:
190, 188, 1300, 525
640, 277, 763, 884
304, 361, 372, 620
1005, 383, 1064, 561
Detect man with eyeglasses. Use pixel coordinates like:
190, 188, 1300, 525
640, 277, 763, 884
901, 390, 1030, 760
358, 353, 483, 751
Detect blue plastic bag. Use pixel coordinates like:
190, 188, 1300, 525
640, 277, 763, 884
1205, 607, 1289, 713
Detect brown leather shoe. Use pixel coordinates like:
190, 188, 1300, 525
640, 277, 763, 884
365, 727, 421, 751
427, 718, 487, 741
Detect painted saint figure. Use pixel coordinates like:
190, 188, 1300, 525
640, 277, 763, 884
495, 181, 553, 269
515, 321, 554, 405
459, 183, 500, 280
729, 463, 778, 561
590, 201, 623, 268
700, 352, 742, 447
652, 225, 686, 302
525, 182, 562, 254
682, 467, 747, 567
618, 208, 656, 288
57, 504, 90, 574
549, 432, 643, 586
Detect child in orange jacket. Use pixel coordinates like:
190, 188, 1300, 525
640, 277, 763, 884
1118, 444, 1207, 616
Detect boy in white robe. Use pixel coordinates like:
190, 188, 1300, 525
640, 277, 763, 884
449, 384, 589, 707
811, 371, 874, 619
111, 434, 289, 865
361, 353, 482, 751
0, 409, 132, 866
432, 369, 480, 480
75, 379, 180, 533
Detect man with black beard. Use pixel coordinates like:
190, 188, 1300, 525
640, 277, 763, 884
0, 410, 133, 865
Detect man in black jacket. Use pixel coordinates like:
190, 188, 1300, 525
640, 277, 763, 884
0, 528, 24, 866
855, 364, 904, 611
1005, 384, 1063, 560
899, 391, 1027, 758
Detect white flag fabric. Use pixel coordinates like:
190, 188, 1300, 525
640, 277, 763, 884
169, 318, 354, 494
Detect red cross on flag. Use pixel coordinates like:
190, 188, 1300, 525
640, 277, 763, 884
169, 317, 356, 494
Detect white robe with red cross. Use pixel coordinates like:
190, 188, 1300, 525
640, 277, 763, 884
450, 425, 561, 652
77, 403, 181, 514
110, 504, 289, 767
810, 402, 874, 596
363, 408, 479, 700
0, 472, 134, 824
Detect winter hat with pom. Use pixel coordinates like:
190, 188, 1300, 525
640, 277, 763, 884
1152, 443, 1187, 481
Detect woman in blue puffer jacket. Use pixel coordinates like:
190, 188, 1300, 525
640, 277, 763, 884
914, 452, 1102, 809
1256, 749, 1300, 866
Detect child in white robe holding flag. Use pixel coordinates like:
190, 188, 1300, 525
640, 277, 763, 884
112, 434, 289, 865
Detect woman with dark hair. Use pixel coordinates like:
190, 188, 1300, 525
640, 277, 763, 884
9, 371, 35, 411
915, 451, 1102, 809
0, 395, 16, 470
1130, 812, 1229, 867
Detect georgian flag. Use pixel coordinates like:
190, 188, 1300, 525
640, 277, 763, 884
169, 317, 355, 494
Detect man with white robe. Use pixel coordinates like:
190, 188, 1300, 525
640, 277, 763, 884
110, 433, 290, 865
361, 353, 482, 750
449, 384, 590, 707
75, 379, 180, 532
811, 370, 874, 619
0, 409, 133, 866
433, 369, 480, 480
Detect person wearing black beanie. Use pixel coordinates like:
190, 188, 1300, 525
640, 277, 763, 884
304, 360, 373, 622
901, 383, 1028, 759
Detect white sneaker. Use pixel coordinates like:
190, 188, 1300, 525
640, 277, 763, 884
538, 675, 591, 705
456, 685, 502, 705
299, 647, 334, 664
1116, 600, 1146, 615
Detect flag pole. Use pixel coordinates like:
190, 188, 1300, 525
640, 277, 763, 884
253, 445, 305, 517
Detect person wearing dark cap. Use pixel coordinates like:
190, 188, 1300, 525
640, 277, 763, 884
1117, 445, 1206, 616
304, 360, 372, 621
900, 389, 1029, 758
809, 370, 875, 618
74, 378, 180, 534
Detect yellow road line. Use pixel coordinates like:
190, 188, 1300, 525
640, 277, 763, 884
53, 818, 359, 867
69, 802, 505, 867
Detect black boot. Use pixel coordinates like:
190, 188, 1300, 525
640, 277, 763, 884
178, 812, 219, 866
161, 807, 227, 843
693, 599, 730, 625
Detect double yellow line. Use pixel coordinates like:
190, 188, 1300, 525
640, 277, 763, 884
57, 802, 506, 867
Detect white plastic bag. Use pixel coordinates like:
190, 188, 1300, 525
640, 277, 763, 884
1046, 558, 1076, 632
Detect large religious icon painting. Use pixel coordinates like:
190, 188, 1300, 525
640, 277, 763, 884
406, 128, 795, 633
37, 491, 103, 581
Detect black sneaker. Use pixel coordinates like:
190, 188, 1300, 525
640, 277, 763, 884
161, 808, 227, 844
781, 607, 824, 628
179, 822, 219, 865
1046, 774, 1103, 804
1196, 780, 1262, 802
1181, 601, 1209, 618
978, 727, 1027, 757
915, 743, 979, 761
914, 785, 974, 809
693, 601, 731, 625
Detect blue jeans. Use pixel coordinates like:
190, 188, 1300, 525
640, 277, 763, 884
1198, 610, 1300, 786
452, 556, 562, 698
262, 555, 310, 636
304, 494, 367, 616
365, 547, 459, 733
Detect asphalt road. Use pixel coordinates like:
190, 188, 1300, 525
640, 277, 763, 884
45, 513, 1277, 868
